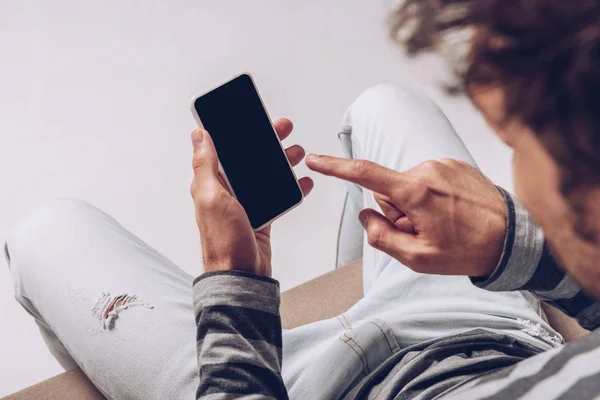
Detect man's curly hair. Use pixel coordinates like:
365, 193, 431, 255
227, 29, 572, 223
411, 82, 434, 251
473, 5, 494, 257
390, 0, 600, 195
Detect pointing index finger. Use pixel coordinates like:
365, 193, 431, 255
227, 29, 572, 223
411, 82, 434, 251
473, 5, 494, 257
306, 154, 405, 198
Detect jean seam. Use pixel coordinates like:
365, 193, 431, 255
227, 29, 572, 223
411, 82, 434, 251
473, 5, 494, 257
368, 320, 397, 354
340, 313, 353, 330
339, 333, 370, 375
336, 315, 351, 331
349, 337, 371, 374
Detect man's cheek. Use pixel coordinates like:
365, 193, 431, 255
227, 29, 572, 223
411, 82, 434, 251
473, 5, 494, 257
512, 153, 531, 209
513, 152, 547, 226
513, 147, 569, 235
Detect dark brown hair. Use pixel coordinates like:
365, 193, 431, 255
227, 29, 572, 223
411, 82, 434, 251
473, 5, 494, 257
390, 0, 600, 194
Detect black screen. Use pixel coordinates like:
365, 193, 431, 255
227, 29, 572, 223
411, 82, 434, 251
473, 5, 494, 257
193, 74, 302, 229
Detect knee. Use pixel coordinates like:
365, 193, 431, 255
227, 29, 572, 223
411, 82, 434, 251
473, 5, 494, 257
6, 198, 105, 265
356, 83, 416, 103
349, 83, 442, 124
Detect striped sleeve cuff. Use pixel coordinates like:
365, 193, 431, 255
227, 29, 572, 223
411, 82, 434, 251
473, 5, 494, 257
471, 188, 561, 291
193, 270, 280, 318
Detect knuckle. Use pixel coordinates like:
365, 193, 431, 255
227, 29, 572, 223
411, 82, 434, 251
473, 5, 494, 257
403, 249, 428, 267
191, 128, 204, 138
420, 159, 442, 172
458, 160, 474, 170
405, 250, 423, 265
407, 177, 433, 204
366, 224, 384, 248
443, 158, 469, 169
192, 152, 208, 170
439, 158, 457, 166
352, 160, 372, 175
411, 175, 431, 190
196, 186, 226, 208
367, 233, 379, 248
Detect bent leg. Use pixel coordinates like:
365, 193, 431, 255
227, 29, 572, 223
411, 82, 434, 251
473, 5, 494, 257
281, 85, 560, 396
6, 199, 198, 400
338, 84, 561, 348
338, 83, 476, 290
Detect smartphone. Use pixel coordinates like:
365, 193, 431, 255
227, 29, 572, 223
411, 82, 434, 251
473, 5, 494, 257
190, 73, 304, 231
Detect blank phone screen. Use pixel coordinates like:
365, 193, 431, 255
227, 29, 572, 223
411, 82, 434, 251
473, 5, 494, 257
193, 74, 302, 229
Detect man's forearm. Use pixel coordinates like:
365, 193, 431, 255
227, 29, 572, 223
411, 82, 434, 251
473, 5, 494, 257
193, 271, 288, 400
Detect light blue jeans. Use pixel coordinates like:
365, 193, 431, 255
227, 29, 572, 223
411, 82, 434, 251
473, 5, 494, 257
6, 84, 561, 400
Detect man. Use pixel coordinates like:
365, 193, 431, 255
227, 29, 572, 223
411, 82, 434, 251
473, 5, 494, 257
6, 1, 599, 399
190, 0, 600, 398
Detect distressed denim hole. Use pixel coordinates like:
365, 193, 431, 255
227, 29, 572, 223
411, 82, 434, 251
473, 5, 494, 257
92, 292, 153, 330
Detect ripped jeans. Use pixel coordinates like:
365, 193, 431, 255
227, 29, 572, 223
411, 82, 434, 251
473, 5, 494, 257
6, 84, 561, 400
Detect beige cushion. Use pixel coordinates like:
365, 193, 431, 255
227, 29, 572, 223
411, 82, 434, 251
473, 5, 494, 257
3, 369, 104, 400
281, 259, 363, 329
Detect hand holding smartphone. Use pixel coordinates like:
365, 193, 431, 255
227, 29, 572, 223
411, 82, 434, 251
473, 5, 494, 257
191, 73, 306, 230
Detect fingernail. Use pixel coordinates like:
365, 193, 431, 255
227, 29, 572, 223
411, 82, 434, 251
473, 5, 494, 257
359, 212, 370, 228
306, 154, 320, 162
191, 129, 204, 147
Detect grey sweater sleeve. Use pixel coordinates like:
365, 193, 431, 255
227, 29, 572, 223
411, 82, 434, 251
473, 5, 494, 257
192, 270, 288, 400
472, 188, 600, 330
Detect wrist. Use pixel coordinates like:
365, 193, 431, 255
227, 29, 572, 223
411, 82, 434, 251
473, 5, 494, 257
485, 186, 511, 277
472, 188, 546, 291
203, 260, 272, 278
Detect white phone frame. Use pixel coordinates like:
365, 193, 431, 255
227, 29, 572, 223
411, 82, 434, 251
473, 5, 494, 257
190, 72, 304, 231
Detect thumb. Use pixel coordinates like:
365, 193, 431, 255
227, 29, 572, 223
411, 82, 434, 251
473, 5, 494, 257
191, 129, 219, 180
359, 208, 419, 264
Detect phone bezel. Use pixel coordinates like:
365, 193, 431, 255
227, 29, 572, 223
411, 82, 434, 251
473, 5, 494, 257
190, 72, 305, 231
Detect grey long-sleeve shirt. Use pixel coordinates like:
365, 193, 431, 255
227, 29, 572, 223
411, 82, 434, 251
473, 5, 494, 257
192, 190, 600, 399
